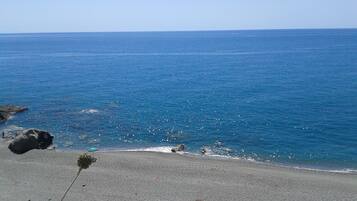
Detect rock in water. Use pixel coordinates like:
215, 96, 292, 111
0, 105, 28, 113
171, 144, 185, 153
0, 105, 28, 122
177, 144, 185, 151
200, 148, 207, 155
1, 125, 24, 140
0, 112, 11, 121
8, 129, 54, 154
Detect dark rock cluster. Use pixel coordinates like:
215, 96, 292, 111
0, 105, 54, 154
0, 105, 28, 122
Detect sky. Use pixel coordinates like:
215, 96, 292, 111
1, 0, 357, 33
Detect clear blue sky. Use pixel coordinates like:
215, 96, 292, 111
1, 0, 356, 33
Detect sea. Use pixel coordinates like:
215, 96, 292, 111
1, 29, 357, 172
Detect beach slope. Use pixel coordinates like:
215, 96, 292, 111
0, 144, 356, 201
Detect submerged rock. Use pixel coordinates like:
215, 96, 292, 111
8, 129, 54, 154
0, 105, 28, 113
1, 125, 24, 140
171, 144, 185, 153
0, 105, 28, 122
0, 112, 10, 121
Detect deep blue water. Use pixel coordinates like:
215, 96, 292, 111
1, 30, 357, 170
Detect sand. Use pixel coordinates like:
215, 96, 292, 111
0, 144, 356, 201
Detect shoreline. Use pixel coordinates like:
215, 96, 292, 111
2, 134, 357, 175
57, 145, 357, 175
2, 122, 356, 174
1, 143, 357, 201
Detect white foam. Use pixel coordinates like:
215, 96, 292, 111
80, 109, 99, 114
124, 146, 173, 153
126, 148, 357, 174
290, 166, 357, 174
55, 145, 357, 175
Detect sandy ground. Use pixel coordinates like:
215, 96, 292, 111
0, 143, 356, 201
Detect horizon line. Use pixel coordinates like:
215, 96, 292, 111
1, 27, 357, 35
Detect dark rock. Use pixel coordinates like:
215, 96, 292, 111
8, 129, 54, 154
200, 148, 207, 155
0, 105, 28, 113
0, 112, 10, 121
177, 144, 185, 151
171, 144, 185, 153
0, 105, 28, 122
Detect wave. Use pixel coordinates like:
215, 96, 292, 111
289, 166, 357, 174
122, 146, 174, 153
79, 109, 99, 114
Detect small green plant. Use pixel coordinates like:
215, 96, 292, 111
60, 153, 97, 201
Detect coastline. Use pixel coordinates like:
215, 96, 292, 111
60, 146, 357, 174
1, 143, 356, 201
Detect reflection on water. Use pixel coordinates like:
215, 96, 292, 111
1, 30, 357, 170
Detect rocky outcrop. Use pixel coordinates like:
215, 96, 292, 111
8, 129, 54, 154
0, 112, 10, 121
171, 144, 185, 153
0, 105, 28, 122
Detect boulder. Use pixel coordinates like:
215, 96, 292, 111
200, 148, 207, 155
8, 129, 54, 154
171, 144, 185, 153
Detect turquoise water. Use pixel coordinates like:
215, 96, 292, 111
1, 29, 357, 171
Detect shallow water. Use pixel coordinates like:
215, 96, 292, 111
1, 29, 357, 170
